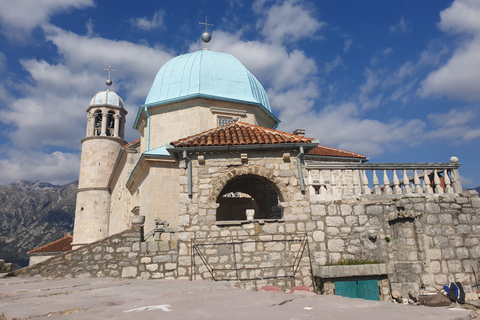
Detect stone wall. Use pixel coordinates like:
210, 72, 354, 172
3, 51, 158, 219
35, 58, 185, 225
14, 227, 180, 280
309, 193, 480, 297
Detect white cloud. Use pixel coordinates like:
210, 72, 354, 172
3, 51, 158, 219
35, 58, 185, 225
0, 150, 80, 185
420, 0, 480, 102
425, 108, 480, 141
389, 17, 410, 34
343, 38, 353, 53
324, 56, 345, 76
419, 38, 480, 101
130, 10, 166, 31
0, 0, 94, 40
277, 102, 426, 157
438, 0, 480, 34
256, 0, 325, 44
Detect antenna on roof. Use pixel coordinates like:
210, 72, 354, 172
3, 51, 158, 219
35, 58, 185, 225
104, 64, 116, 90
199, 16, 213, 50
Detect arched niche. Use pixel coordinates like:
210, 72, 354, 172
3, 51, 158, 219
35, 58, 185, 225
216, 174, 283, 221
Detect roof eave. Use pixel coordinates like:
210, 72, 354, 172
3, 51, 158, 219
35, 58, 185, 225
133, 94, 281, 130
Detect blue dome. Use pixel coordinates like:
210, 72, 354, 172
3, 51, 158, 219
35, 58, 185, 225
145, 50, 271, 112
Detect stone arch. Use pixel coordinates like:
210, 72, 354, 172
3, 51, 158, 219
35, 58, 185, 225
211, 166, 288, 221
94, 109, 102, 136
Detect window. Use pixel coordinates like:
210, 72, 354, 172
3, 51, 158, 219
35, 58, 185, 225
218, 117, 236, 127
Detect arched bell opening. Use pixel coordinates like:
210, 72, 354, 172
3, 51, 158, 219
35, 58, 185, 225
106, 111, 115, 136
216, 174, 283, 221
94, 110, 102, 136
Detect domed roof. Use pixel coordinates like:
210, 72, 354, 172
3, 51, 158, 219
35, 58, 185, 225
145, 50, 271, 112
89, 90, 125, 108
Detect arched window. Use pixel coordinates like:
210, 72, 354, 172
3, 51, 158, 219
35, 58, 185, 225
107, 111, 115, 136
94, 110, 102, 136
216, 174, 282, 221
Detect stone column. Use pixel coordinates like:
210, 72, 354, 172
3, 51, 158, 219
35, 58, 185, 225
101, 112, 107, 136
87, 113, 95, 137
114, 114, 120, 137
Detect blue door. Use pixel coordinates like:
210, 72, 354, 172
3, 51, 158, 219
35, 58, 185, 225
334, 280, 380, 301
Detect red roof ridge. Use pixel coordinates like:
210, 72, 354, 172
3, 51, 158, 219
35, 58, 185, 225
123, 138, 141, 149
28, 235, 73, 254
307, 144, 366, 159
171, 122, 314, 148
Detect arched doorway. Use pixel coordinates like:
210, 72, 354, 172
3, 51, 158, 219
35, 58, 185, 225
216, 174, 282, 221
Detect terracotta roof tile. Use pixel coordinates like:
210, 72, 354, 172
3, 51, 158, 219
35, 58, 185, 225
28, 235, 73, 254
307, 145, 366, 159
171, 122, 313, 148
123, 138, 141, 149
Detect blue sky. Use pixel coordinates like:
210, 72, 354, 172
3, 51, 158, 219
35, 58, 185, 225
0, 0, 479, 188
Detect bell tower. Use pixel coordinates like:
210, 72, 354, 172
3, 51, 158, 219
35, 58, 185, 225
72, 69, 128, 248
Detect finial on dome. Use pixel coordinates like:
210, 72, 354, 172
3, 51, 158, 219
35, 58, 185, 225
104, 64, 116, 90
199, 16, 213, 50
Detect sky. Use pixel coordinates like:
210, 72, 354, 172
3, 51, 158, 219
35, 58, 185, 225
0, 0, 479, 188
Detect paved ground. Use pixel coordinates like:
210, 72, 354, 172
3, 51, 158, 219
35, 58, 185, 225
0, 275, 475, 320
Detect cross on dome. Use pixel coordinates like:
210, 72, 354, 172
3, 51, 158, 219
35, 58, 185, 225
104, 64, 116, 89
199, 16, 213, 49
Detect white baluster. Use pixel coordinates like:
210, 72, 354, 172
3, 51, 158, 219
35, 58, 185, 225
353, 170, 362, 195
331, 170, 338, 194
393, 170, 402, 194
403, 169, 412, 194
423, 169, 433, 194
414, 170, 423, 194
319, 170, 327, 195
308, 170, 315, 195
362, 170, 371, 194
444, 169, 453, 194
383, 170, 392, 194
373, 170, 382, 194
342, 170, 349, 195
434, 169, 444, 194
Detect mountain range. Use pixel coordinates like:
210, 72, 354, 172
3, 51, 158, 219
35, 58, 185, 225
0, 180, 77, 267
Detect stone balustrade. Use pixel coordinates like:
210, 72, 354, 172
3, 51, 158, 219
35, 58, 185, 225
306, 159, 462, 200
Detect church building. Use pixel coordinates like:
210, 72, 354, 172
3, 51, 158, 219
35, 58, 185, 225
20, 32, 480, 302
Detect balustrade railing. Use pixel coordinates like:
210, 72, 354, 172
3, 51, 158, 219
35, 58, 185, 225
306, 160, 462, 200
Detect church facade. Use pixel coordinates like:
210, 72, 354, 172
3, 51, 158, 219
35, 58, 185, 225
19, 45, 480, 301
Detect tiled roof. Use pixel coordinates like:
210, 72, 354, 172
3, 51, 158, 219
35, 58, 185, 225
307, 145, 366, 159
171, 122, 313, 148
28, 235, 73, 254
123, 138, 141, 149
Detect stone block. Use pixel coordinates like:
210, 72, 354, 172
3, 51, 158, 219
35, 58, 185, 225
121, 266, 137, 278
327, 227, 339, 235
447, 260, 462, 272
146, 264, 158, 271
442, 248, 455, 260
438, 214, 452, 224
326, 216, 344, 227
433, 236, 448, 248
165, 263, 177, 271
456, 247, 469, 259
365, 206, 382, 215
471, 198, 480, 208
425, 203, 440, 214
426, 215, 438, 224
311, 204, 326, 216
430, 261, 441, 273
140, 257, 151, 264
328, 239, 344, 252
312, 231, 325, 242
